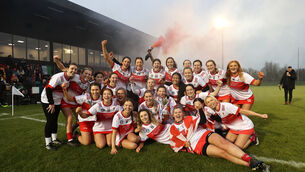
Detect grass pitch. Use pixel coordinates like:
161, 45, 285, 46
0, 85, 305, 172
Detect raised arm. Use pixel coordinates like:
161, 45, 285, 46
53, 56, 67, 72
101, 40, 114, 67
252, 72, 264, 86
239, 108, 268, 119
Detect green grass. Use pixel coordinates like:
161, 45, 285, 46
1, 85, 305, 172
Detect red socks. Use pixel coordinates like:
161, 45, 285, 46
241, 154, 252, 163
67, 132, 73, 141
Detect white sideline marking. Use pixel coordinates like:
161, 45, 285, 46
254, 156, 305, 169
0, 113, 43, 120
0, 113, 9, 117
20, 116, 65, 126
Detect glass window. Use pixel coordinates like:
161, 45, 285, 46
71, 46, 78, 64
13, 35, 26, 59
94, 50, 101, 65
0, 32, 12, 57
39, 40, 49, 61
63, 44, 71, 63
53, 42, 63, 59
88, 49, 94, 65
27, 38, 38, 60
79, 48, 86, 65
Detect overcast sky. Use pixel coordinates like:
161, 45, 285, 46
70, 0, 305, 70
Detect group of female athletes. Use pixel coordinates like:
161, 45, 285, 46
40, 40, 270, 171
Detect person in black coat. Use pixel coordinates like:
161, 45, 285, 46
278, 66, 297, 104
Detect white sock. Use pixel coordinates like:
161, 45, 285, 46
51, 133, 57, 141
45, 137, 52, 146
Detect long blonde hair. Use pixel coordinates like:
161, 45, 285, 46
225, 60, 244, 86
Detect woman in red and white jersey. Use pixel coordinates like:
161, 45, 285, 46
164, 57, 180, 86
135, 109, 171, 152
62, 82, 102, 146
111, 99, 140, 154
41, 63, 77, 150
138, 90, 165, 123
183, 67, 209, 93
102, 40, 131, 90
130, 78, 156, 104
53, 56, 93, 144
104, 73, 120, 97
205, 95, 268, 149
169, 106, 270, 170
193, 59, 207, 79
87, 88, 121, 149
149, 59, 165, 89
129, 57, 149, 90
165, 72, 186, 103
155, 85, 177, 124
206, 60, 231, 102
180, 82, 221, 116
226, 60, 264, 110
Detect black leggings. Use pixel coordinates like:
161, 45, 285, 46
284, 88, 293, 102
42, 103, 61, 138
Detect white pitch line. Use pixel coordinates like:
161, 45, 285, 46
0, 113, 9, 117
0, 113, 43, 120
19, 116, 65, 126
253, 156, 305, 169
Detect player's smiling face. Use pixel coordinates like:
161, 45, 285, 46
194, 101, 203, 110
67, 64, 78, 77
184, 69, 193, 81
166, 58, 174, 70
135, 59, 143, 69
90, 85, 101, 99
139, 111, 150, 124
123, 101, 133, 115
185, 85, 195, 97
81, 69, 92, 82
172, 74, 180, 85
122, 58, 131, 69
229, 62, 239, 74
173, 108, 184, 123
153, 61, 161, 71
144, 92, 154, 104
147, 79, 155, 90
102, 89, 113, 102
205, 97, 217, 109
206, 61, 216, 73
109, 74, 118, 85
193, 61, 202, 73
157, 87, 166, 98
95, 74, 104, 84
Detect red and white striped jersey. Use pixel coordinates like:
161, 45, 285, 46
112, 111, 134, 146
183, 75, 208, 91
193, 69, 207, 79
139, 123, 171, 144
88, 100, 120, 121
165, 67, 180, 83
165, 84, 179, 100
138, 101, 164, 123
207, 69, 230, 97
149, 68, 165, 89
213, 102, 254, 131
63, 74, 90, 105
41, 72, 71, 105
229, 72, 255, 100
170, 115, 208, 154
112, 63, 131, 89
74, 93, 101, 122
130, 66, 149, 89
